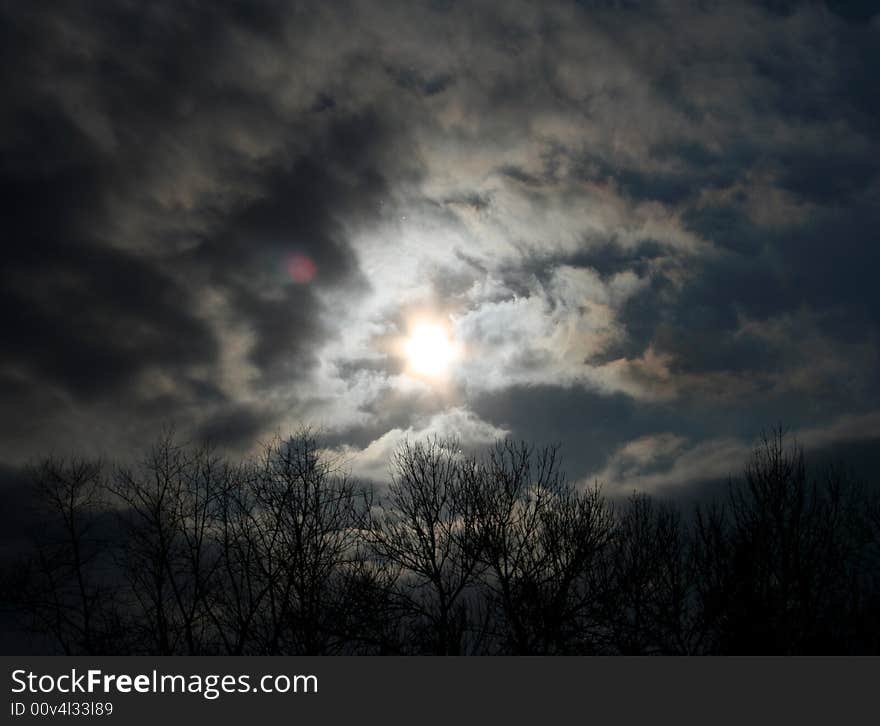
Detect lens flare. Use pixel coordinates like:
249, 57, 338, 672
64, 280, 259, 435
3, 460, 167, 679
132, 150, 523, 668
286, 253, 317, 284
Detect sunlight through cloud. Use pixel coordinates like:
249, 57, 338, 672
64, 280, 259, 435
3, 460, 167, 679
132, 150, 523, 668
403, 321, 461, 379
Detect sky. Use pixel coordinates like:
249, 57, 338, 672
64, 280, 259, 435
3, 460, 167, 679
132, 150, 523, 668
2, 0, 879, 498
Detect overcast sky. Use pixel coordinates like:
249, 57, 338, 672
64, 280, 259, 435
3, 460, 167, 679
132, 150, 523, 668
2, 0, 879, 496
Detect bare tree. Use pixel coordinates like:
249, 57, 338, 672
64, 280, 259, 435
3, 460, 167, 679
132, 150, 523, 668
22, 457, 118, 654
598, 493, 700, 654
8, 424, 880, 655
210, 462, 263, 654
693, 428, 878, 653
236, 430, 370, 654
368, 438, 483, 654
110, 433, 228, 654
470, 441, 613, 654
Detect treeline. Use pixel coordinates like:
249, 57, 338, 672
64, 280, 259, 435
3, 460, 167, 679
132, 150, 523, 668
3, 429, 879, 654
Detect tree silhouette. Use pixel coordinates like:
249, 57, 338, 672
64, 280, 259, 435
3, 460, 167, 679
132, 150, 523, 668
109, 434, 230, 654
470, 441, 612, 653
4, 425, 880, 655
693, 428, 880, 653
237, 431, 369, 654
598, 493, 700, 654
18, 457, 119, 654
367, 438, 483, 655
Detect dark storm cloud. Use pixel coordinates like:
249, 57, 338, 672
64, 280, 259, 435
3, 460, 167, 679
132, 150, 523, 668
467, 382, 772, 484
572, 144, 746, 207
0, 104, 218, 412
194, 402, 270, 450
470, 385, 647, 477
193, 111, 399, 387
599, 188, 880, 409
0, 0, 408, 460
1, 0, 878, 498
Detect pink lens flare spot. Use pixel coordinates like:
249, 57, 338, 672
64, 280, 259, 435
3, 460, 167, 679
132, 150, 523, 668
286, 253, 317, 284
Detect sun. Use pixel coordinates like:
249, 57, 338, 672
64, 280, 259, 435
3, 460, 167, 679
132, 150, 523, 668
404, 322, 459, 378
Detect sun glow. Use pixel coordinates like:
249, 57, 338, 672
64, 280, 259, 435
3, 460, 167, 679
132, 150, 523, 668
404, 322, 459, 378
